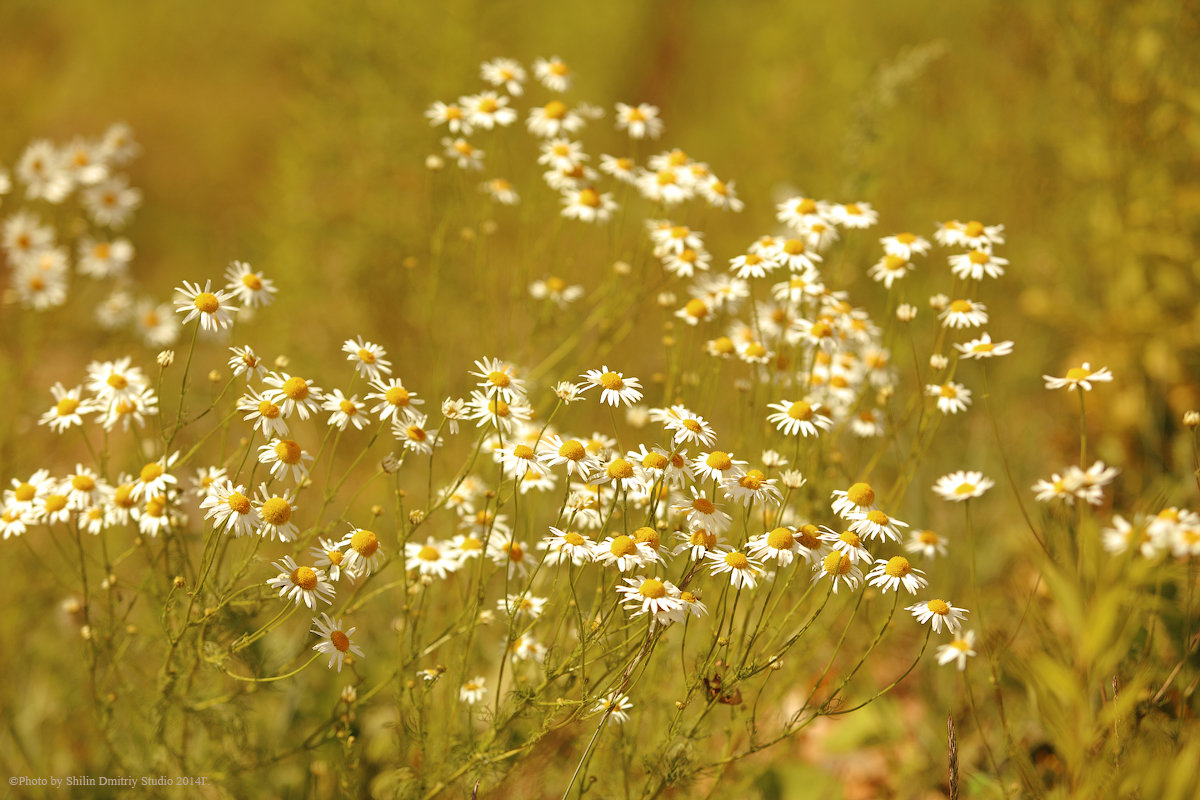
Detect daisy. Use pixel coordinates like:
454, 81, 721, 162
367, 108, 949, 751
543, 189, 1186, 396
100, 122, 140, 163
938, 299, 988, 329
64, 466, 105, 510
820, 527, 873, 564
132, 453, 179, 502
932, 471, 994, 502
830, 482, 879, 519
908, 598, 969, 635
706, 548, 762, 590
539, 527, 595, 566
173, 279, 236, 332
936, 630, 977, 670
592, 691, 633, 724
533, 56, 571, 91
7, 471, 53, 512
322, 389, 368, 431
1032, 473, 1075, 505
229, 345, 267, 380
527, 100, 584, 138
538, 435, 600, 478
460, 677, 488, 705
77, 236, 134, 278
441, 397, 467, 433
340, 528, 385, 578
481, 177, 519, 205
223, 261, 276, 308
691, 450, 746, 484
561, 186, 618, 223
529, 276, 584, 307
615, 103, 663, 139
776, 195, 831, 232
425, 101, 471, 135
948, 220, 1005, 251
342, 337, 392, 381
595, 534, 658, 572
38, 382, 90, 433
14, 258, 69, 311
880, 232, 931, 260
866, 556, 928, 594
868, 254, 913, 288
581, 366, 643, 407
595, 456, 644, 493
471, 357, 527, 403
746, 527, 803, 567
39, 485, 72, 525
813, 552, 863, 593
722, 469, 781, 508
311, 613, 363, 672
662, 247, 711, 278
949, 249, 1007, 280
660, 406, 718, 447
17, 139, 71, 202
954, 332, 1014, 360
676, 487, 733, 533
366, 377, 424, 423
698, 175, 743, 211
906, 529, 948, 559
263, 371, 324, 420
238, 389, 289, 437
441, 137, 484, 170
1043, 363, 1113, 392
135, 494, 172, 537
487, 538, 531, 578
1101, 514, 1156, 557
394, 413, 440, 455
729, 251, 777, 280
766, 399, 833, 438
927, 382, 972, 414
78, 504, 110, 536
480, 57, 526, 95
617, 576, 682, 624
508, 635, 547, 663
254, 486, 300, 541
600, 154, 639, 184
498, 593, 549, 620
257, 438, 313, 483
310, 537, 348, 581
462, 91, 517, 130
496, 441, 543, 480
637, 166, 693, 206
1063, 461, 1119, 506
267, 556, 335, 608
405, 538, 461, 579
538, 138, 588, 169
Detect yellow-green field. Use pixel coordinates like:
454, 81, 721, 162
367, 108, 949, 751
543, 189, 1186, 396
1, 2, 1198, 798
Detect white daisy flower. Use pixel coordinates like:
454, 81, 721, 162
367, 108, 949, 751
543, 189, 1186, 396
311, 613, 363, 672
908, 598, 969, 634
866, 556, 928, 594
936, 629, 977, 670
581, 366, 643, 407
267, 556, 335, 608
932, 471, 994, 502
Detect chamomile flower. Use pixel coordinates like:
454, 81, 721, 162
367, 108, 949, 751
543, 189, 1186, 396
488, 538, 531, 577
595, 533, 658, 572
223, 261, 276, 308
17, 140, 71, 202
405, 538, 460, 579
1043, 363, 1113, 391
460, 677, 488, 705
462, 91, 517, 130
267, 556, 334, 608
425, 101, 471, 135
366, 377, 424, 424
533, 56, 571, 91
599, 154, 639, 184
868, 254, 913, 288
936, 630, 977, 670
615, 103, 663, 139
592, 691, 633, 724
691, 450, 746, 484
527, 100, 584, 138
1101, 514, 1156, 557
529, 276, 584, 307
581, 366, 643, 408
342, 337, 391, 381
949, 249, 1007, 280
442, 137, 484, 170
64, 466, 105, 510
729, 251, 777, 279
322, 389, 368, 431
561, 186, 617, 223
722, 469, 781, 508
866, 556, 928, 594
676, 487, 733, 533
831, 482, 879, 519
340, 528, 385, 578
394, 413, 440, 455
1063, 461, 1120, 506
38, 382, 90, 433
480, 57, 526, 95
766, 399, 833, 438
471, 357, 527, 403
706, 548, 762, 589
238, 389, 289, 436
174, 280, 236, 332
538, 435, 600, 478
254, 486, 299, 541
637, 166, 693, 206
263, 372, 324, 420
660, 406, 718, 447
135, 494, 172, 536
229, 345, 267, 380
132, 453, 179, 502
746, 527, 803, 567
310, 538, 348, 581
311, 614, 363, 672
496, 442, 543, 479
848, 508, 908, 543
820, 527, 873, 564
938, 299, 988, 329
829, 201, 877, 228
77, 236, 134, 278
880, 232, 931, 260
1032, 473, 1075, 505
698, 175, 744, 211
908, 598, 969, 634
197, 479, 254, 537
257, 438, 313, 483
927, 381, 972, 414
441, 397, 466, 433
954, 333, 1014, 360
941, 220, 1005, 251
932, 471, 994, 502
617, 576, 682, 624
100, 386, 157, 431
481, 177, 519, 205
906, 529, 948, 559
539, 527, 595, 566
595, 456, 644, 493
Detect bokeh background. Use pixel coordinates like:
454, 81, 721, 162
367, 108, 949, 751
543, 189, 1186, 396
2, 0, 1198, 796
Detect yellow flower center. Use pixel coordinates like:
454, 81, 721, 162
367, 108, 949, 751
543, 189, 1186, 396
724, 551, 749, 569
796, 198, 817, 214
56, 397, 81, 416
939, 384, 957, 398
107, 374, 128, 390
487, 371, 511, 389
339, 399, 357, 415
578, 187, 601, 208
44, 494, 68, 512
884, 556, 912, 577
963, 221, 984, 237
351, 529, 380, 557
783, 238, 806, 255
839, 530, 862, 548
505, 542, 525, 562
459, 535, 482, 551
599, 371, 624, 390
274, 439, 303, 464
290, 566, 318, 590
407, 425, 427, 442
139, 462, 164, 484
953, 483, 976, 495
796, 524, 821, 549
357, 348, 375, 364
788, 401, 814, 420
639, 578, 666, 599
385, 386, 411, 406
918, 530, 940, 544
113, 484, 135, 509
926, 599, 950, 615
144, 496, 167, 517
634, 526, 660, 549
543, 100, 567, 119
227, 492, 251, 514
327, 549, 344, 565
884, 254, 906, 272
544, 276, 566, 293
241, 272, 263, 290
709, 337, 735, 355
1065, 367, 1090, 381
330, 630, 350, 652
810, 321, 833, 338
488, 399, 510, 417
897, 232, 916, 244
705, 451, 732, 471
767, 527, 794, 550
967, 250, 989, 265
71, 474, 95, 491
738, 470, 766, 490
258, 400, 281, 418
845, 203, 862, 214
610, 535, 637, 557
692, 496, 716, 515
823, 551, 852, 575
685, 298, 708, 319
418, 545, 440, 561
193, 292, 220, 314
744, 342, 767, 358
690, 529, 716, 548
563, 531, 586, 547
260, 497, 292, 525
512, 444, 535, 460
846, 483, 875, 507
606, 458, 634, 480
558, 440, 585, 461
866, 509, 890, 525
282, 377, 309, 401
949, 300, 972, 314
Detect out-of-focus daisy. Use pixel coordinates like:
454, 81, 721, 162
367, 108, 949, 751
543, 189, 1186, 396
132, 452, 179, 502
599, 154, 639, 185
954, 333, 1013, 360
699, 176, 743, 212
829, 201, 877, 228
405, 537, 460, 579
615, 103, 663, 139
617, 575, 682, 624
636, 165, 693, 206
311, 614, 363, 672
592, 691, 633, 724
267, 556, 335, 608
77, 236, 134, 278
880, 232, 931, 260
527, 100, 584, 138
936, 629, 977, 670
17, 139, 71, 202
442, 137, 484, 170
906, 529, 948, 559
82, 175, 141, 228
533, 56, 571, 91
462, 91, 517, 130
868, 254, 913, 288
938, 299, 988, 329
705, 548, 762, 589
940, 219, 1005, 251
561, 186, 617, 223
135, 494, 172, 536
932, 471, 994, 502
425, 101, 471, 135
866, 556, 928, 594
529, 276, 584, 307
224, 261, 276, 308
949, 249, 1007, 280
460, 676, 487, 704
927, 381, 972, 414
310, 537, 348, 581
1043, 363, 1113, 392
908, 598, 969, 634
229, 345, 266, 380
481, 177, 519, 205
173, 279, 237, 332
480, 57, 526, 95
581, 366, 643, 407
